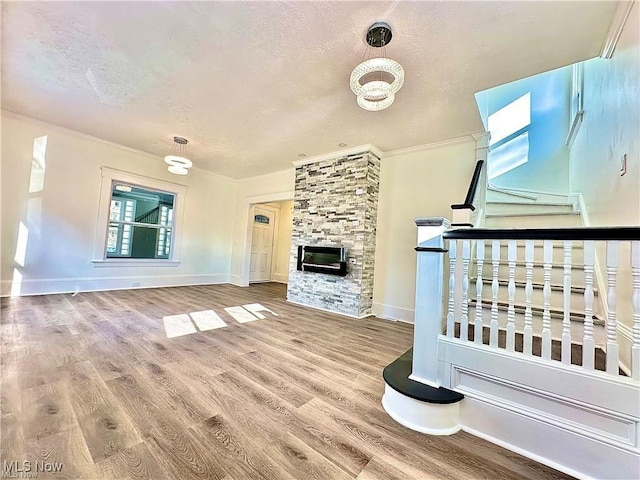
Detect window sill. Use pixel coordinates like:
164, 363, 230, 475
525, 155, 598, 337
92, 259, 181, 268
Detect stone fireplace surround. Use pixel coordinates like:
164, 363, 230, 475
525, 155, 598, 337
286, 146, 380, 318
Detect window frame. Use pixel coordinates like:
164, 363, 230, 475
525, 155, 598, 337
566, 62, 584, 146
92, 167, 187, 267
107, 197, 137, 257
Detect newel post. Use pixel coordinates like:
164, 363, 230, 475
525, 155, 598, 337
410, 217, 451, 389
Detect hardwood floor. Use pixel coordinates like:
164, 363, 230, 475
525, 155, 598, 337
1, 282, 573, 479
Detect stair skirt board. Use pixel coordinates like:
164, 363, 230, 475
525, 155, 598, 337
486, 185, 573, 200
439, 339, 640, 480
485, 202, 575, 215
483, 214, 582, 228
485, 212, 582, 217
460, 399, 639, 480
487, 201, 575, 207
382, 349, 464, 435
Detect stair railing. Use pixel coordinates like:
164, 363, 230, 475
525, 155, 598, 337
412, 221, 640, 384
451, 159, 487, 228
135, 206, 160, 224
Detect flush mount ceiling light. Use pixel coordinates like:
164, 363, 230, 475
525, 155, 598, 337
164, 136, 193, 175
350, 22, 404, 112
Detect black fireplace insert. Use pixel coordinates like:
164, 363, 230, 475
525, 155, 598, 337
297, 245, 347, 276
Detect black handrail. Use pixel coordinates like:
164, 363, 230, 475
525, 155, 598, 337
451, 160, 484, 211
444, 227, 640, 241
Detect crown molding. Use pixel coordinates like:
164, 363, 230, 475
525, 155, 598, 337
472, 131, 491, 150
2, 109, 238, 182
382, 134, 479, 159
1, 109, 163, 160
190, 165, 235, 182
600, 1, 634, 59
292, 144, 383, 167
238, 167, 294, 183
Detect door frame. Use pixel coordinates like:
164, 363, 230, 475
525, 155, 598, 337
237, 191, 294, 287
249, 203, 278, 283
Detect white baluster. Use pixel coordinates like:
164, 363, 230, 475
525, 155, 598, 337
447, 240, 457, 337
582, 241, 596, 370
506, 240, 516, 351
460, 240, 471, 342
490, 240, 500, 347
562, 241, 573, 364
606, 241, 620, 375
475, 239, 484, 345
542, 240, 552, 360
631, 241, 640, 381
524, 240, 534, 356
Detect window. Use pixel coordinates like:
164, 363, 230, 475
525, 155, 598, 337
487, 92, 531, 180
93, 168, 187, 266
106, 184, 175, 259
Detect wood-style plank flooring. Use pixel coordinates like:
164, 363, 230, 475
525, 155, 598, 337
1, 283, 573, 479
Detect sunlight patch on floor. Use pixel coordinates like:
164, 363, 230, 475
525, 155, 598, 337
243, 303, 279, 319
224, 306, 258, 323
163, 313, 197, 338
190, 310, 227, 331
162, 304, 278, 338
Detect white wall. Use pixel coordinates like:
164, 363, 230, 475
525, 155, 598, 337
569, 4, 639, 227
568, 4, 639, 370
373, 140, 478, 323
229, 169, 295, 286
226, 140, 478, 319
1, 111, 237, 296
475, 66, 572, 194
2, 110, 478, 322
271, 200, 293, 283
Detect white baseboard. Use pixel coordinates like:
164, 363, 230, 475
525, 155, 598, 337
0, 273, 229, 297
461, 421, 594, 480
439, 339, 640, 480
229, 275, 249, 287
271, 272, 289, 284
372, 302, 415, 323
460, 396, 638, 480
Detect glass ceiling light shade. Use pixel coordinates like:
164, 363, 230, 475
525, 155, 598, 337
350, 22, 404, 112
164, 136, 193, 175
167, 165, 189, 175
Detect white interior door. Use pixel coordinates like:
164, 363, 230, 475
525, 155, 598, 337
249, 206, 275, 282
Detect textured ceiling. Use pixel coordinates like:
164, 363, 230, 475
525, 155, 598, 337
1, 1, 616, 179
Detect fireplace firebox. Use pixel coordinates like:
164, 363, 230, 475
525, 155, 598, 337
297, 245, 347, 276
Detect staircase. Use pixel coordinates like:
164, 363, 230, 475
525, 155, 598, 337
485, 187, 581, 223
479, 191, 607, 355
382, 160, 640, 480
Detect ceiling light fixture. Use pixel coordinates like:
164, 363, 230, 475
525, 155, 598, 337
350, 22, 404, 112
164, 136, 193, 175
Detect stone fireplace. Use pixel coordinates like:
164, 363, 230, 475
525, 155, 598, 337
286, 146, 380, 317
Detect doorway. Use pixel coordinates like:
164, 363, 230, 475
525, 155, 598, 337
248, 200, 293, 284
249, 205, 276, 282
